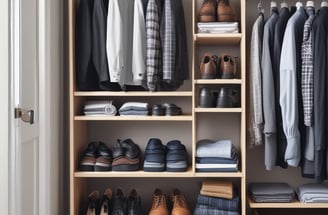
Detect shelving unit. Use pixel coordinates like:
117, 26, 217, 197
192, 0, 246, 215
69, 0, 246, 214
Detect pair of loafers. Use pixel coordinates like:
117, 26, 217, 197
112, 138, 141, 171
79, 142, 113, 171
152, 103, 182, 116
199, 87, 240, 108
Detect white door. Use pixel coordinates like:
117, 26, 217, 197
11, 0, 40, 214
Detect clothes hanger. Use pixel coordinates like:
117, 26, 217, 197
281, 0, 288, 8
257, 1, 265, 14
296, 1, 303, 9
306, 1, 314, 7
321, 1, 328, 7
270, 1, 278, 8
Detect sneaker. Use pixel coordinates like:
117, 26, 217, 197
94, 142, 113, 171
166, 140, 188, 172
143, 138, 166, 172
80, 142, 98, 171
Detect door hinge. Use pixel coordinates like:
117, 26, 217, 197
14, 108, 34, 124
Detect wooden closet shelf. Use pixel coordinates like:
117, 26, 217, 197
194, 108, 242, 113
74, 115, 193, 121
74, 91, 193, 97
194, 171, 243, 178
194, 79, 242, 85
248, 196, 328, 209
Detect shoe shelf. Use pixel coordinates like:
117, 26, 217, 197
194, 107, 242, 113
248, 196, 328, 209
74, 167, 195, 178
74, 115, 193, 121
194, 171, 243, 178
194, 33, 242, 45
74, 91, 193, 97
194, 79, 242, 84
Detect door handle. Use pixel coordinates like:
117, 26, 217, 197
15, 108, 34, 124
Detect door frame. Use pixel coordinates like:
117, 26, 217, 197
1, 0, 64, 214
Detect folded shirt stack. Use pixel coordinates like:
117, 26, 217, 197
83, 100, 117, 116
248, 182, 295, 203
297, 183, 328, 203
118, 102, 150, 116
196, 139, 239, 172
197, 22, 239, 33
194, 180, 240, 215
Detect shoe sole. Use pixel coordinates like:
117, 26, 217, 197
198, 15, 216, 22
79, 165, 94, 171
143, 167, 165, 172
94, 165, 111, 171
112, 164, 139, 171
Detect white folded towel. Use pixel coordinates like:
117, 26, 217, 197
84, 100, 117, 116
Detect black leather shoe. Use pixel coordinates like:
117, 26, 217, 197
119, 138, 140, 159
199, 87, 216, 108
79, 142, 98, 171
112, 188, 127, 215
217, 87, 233, 108
152, 104, 165, 116
127, 189, 141, 215
162, 103, 182, 116
95, 142, 113, 171
143, 138, 166, 172
112, 139, 141, 171
98, 188, 113, 215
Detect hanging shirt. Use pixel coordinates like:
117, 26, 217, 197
249, 12, 264, 147
261, 6, 279, 171
279, 6, 307, 167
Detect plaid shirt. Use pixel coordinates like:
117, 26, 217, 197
301, 14, 315, 126
146, 0, 161, 91
161, 0, 176, 81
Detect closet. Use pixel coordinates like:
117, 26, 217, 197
68, 0, 327, 214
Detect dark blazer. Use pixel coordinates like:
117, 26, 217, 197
273, 6, 291, 169
312, 7, 328, 182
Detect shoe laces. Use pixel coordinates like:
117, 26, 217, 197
153, 195, 164, 208
172, 195, 185, 207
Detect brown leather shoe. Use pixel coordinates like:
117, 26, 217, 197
170, 189, 191, 215
217, 0, 236, 22
149, 189, 169, 215
219, 53, 237, 79
200, 52, 219, 79
198, 0, 217, 22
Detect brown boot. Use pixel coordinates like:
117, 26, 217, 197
149, 189, 169, 215
217, 0, 236, 22
198, 0, 217, 22
200, 52, 219, 79
170, 189, 191, 215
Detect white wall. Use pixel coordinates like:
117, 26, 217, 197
0, 0, 9, 214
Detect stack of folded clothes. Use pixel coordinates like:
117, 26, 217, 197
83, 100, 117, 116
197, 22, 239, 33
248, 182, 295, 203
118, 102, 150, 116
195, 139, 239, 172
194, 180, 240, 215
297, 183, 328, 203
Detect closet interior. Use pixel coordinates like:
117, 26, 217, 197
68, 0, 328, 214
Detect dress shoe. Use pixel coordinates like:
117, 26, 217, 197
80, 142, 98, 171
95, 142, 113, 171
162, 103, 182, 116
217, 87, 233, 108
219, 54, 237, 79
112, 188, 127, 215
170, 189, 191, 215
149, 189, 169, 215
85, 190, 100, 215
200, 53, 219, 79
99, 189, 113, 215
166, 140, 188, 172
217, 0, 236, 22
199, 87, 216, 108
112, 139, 141, 171
143, 138, 166, 172
152, 104, 165, 116
198, 0, 217, 22
127, 189, 142, 215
